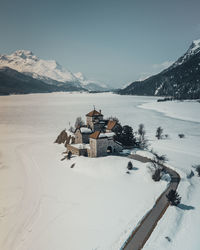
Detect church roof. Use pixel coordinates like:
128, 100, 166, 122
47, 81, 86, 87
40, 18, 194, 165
107, 120, 117, 130
86, 109, 103, 117
90, 131, 101, 139
90, 131, 115, 139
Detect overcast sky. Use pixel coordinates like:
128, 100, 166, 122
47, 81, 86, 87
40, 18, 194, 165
0, 0, 200, 88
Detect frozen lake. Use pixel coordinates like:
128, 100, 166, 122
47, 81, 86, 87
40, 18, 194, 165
0, 92, 199, 137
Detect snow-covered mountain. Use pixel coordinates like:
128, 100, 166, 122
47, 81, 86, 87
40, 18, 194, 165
0, 50, 108, 91
119, 39, 200, 99
0, 66, 85, 95
171, 39, 200, 68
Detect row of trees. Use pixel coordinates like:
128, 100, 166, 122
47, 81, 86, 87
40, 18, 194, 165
112, 123, 150, 148
149, 149, 181, 206
72, 116, 186, 144
71, 116, 187, 148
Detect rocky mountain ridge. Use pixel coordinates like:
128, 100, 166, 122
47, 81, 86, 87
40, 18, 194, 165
119, 39, 200, 99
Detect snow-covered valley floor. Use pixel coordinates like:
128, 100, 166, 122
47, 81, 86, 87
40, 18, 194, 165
0, 93, 200, 250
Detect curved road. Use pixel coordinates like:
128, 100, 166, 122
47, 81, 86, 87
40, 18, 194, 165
122, 154, 180, 250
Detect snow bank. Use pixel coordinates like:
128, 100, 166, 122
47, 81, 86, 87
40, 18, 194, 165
131, 149, 155, 160
139, 100, 200, 123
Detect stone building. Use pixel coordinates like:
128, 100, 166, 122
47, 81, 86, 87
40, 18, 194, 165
74, 127, 92, 144
88, 131, 123, 157
86, 110, 105, 131
66, 109, 123, 157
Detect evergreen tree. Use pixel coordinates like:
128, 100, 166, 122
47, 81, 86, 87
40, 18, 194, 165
113, 123, 123, 142
120, 125, 136, 146
166, 190, 181, 206
152, 168, 162, 181
127, 161, 133, 170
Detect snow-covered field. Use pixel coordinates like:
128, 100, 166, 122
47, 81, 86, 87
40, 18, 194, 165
139, 99, 200, 250
0, 92, 200, 250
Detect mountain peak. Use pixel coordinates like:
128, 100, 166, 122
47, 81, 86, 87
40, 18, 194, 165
190, 39, 200, 53
74, 72, 86, 81
119, 38, 200, 99
13, 50, 35, 59
0, 50, 108, 91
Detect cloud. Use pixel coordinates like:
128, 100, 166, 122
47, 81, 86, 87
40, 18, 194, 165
152, 60, 174, 70
196, 23, 200, 31
138, 72, 153, 81
138, 60, 174, 81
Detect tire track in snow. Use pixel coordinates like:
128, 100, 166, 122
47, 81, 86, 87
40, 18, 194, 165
2, 142, 44, 250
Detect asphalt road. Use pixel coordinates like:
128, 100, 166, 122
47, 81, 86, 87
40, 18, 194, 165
122, 154, 180, 250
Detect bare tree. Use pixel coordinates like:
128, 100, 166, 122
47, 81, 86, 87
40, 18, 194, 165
107, 116, 119, 122
138, 123, 145, 140
156, 126, 163, 139
150, 149, 168, 165
137, 124, 148, 149
69, 126, 75, 133
74, 116, 85, 129
149, 149, 168, 182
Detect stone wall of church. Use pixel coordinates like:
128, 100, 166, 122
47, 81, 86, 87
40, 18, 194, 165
86, 115, 104, 131
75, 130, 82, 144
86, 117, 93, 129
89, 138, 97, 157
66, 144, 88, 156
89, 137, 123, 157
75, 130, 90, 144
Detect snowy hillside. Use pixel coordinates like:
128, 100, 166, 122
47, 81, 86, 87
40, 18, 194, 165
119, 39, 200, 99
0, 50, 108, 91
0, 66, 86, 95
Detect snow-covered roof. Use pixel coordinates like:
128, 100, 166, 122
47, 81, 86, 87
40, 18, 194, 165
90, 131, 115, 139
65, 130, 75, 137
71, 143, 90, 149
80, 127, 92, 134
99, 132, 115, 138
